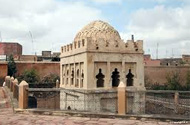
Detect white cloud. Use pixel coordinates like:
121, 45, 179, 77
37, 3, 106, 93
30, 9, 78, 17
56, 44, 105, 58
92, 0, 122, 4
0, 0, 103, 55
120, 5, 190, 58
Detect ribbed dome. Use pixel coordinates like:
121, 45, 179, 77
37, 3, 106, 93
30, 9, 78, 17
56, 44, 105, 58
74, 20, 121, 42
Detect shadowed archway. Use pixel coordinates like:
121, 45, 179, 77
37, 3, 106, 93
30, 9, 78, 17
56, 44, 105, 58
126, 69, 134, 86
28, 96, 37, 108
111, 68, 120, 87
96, 69, 105, 87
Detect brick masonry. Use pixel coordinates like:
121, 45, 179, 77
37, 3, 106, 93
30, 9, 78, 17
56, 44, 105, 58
15, 62, 60, 78
145, 66, 190, 85
0, 62, 59, 86
0, 42, 22, 56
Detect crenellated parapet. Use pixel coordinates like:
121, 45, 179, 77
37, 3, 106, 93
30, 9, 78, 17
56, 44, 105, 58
61, 37, 143, 57
61, 37, 88, 57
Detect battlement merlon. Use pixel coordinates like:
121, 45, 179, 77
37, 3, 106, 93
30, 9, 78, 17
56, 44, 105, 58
60, 38, 143, 56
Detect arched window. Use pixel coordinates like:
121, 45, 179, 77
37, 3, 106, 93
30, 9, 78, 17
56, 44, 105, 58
81, 70, 84, 88
66, 78, 68, 85
61, 47, 64, 53
67, 70, 69, 76
126, 69, 134, 86
78, 41, 80, 48
77, 69, 79, 77
106, 40, 109, 47
76, 69, 80, 87
96, 69, 105, 87
74, 42, 76, 49
82, 39, 85, 46
111, 68, 120, 87
66, 70, 69, 85
71, 69, 74, 85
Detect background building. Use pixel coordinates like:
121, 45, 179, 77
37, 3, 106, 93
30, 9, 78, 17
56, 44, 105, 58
182, 55, 190, 64
0, 42, 22, 56
144, 54, 160, 66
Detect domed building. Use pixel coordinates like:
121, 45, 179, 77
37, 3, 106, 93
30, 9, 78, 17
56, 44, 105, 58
60, 20, 145, 113
60, 20, 144, 90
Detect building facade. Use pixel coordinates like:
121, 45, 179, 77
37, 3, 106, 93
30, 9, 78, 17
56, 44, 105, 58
60, 20, 144, 90
0, 42, 22, 56
144, 54, 160, 66
182, 55, 190, 65
60, 20, 145, 113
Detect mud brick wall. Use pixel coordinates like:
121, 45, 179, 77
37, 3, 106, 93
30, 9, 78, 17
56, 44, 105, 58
15, 62, 60, 78
145, 66, 190, 85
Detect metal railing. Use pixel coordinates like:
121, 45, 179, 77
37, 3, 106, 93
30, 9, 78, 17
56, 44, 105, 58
126, 90, 190, 118
23, 87, 190, 119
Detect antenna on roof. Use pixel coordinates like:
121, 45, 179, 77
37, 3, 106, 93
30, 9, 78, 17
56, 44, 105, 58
0, 32, 2, 42
156, 42, 159, 59
29, 31, 34, 55
172, 48, 174, 58
52, 42, 54, 52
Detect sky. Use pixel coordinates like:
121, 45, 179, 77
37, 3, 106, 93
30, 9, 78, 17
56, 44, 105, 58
0, 0, 190, 59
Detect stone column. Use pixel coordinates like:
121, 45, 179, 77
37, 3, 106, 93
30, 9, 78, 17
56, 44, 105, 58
74, 63, 76, 87
19, 81, 29, 109
122, 60, 125, 83
79, 62, 81, 88
106, 62, 111, 88
5, 76, 11, 88
118, 81, 126, 115
68, 64, 71, 86
56, 80, 60, 88
13, 79, 18, 98
174, 92, 179, 105
10, 77, 14, 92
174, 92, 179, 113
63, 65, 66, 88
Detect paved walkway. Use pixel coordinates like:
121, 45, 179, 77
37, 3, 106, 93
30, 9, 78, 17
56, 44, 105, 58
0, 87, 181, 125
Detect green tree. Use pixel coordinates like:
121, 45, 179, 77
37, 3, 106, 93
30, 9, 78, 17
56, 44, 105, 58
186, 70, 190, 90
7, 54, 17, 77
18, 69, 40, 84
166, 71, 182, 90
41, 73, 60, 84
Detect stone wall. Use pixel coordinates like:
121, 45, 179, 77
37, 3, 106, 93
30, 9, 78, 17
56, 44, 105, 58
30, 91, 60, 109
0, 62, 60, 83
37, 95, 60, 109
0, 62, 7, 86
145, 66, 190, 85
60, 89, 118, 113
15, 62, 60, 78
